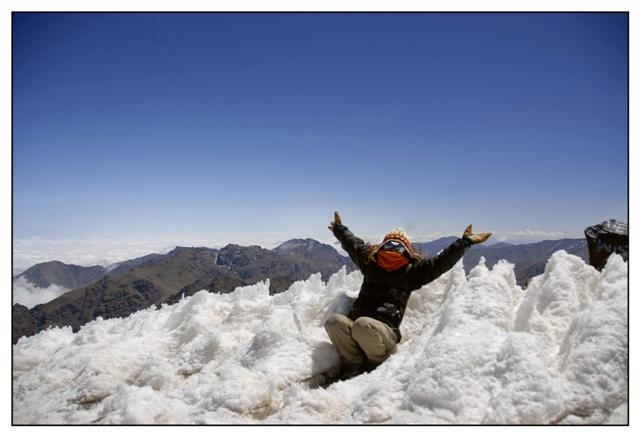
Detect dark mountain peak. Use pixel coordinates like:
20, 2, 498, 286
220, 243, 264, 251
17, 260, 89, 275
275, 238, 325, 253
218, 244, 269, 258
166, 246, 219, 258
488, 242, 515, 249
15, 260, 107, 289
169, 245, 203, 253
413, 236, 458, 258
108, 253, 165, 275
220, 243, 240, 250
166, 246, 189, 257
216, 244, 272, 270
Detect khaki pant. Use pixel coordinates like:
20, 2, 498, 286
324, 314, 398, 365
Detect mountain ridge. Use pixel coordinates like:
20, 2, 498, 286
15, 261, 108, 290
12, 236, 590, 344
12, 239, 355, 343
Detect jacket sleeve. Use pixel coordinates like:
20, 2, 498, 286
332, 224, 371, 271
408, 238, 471, 288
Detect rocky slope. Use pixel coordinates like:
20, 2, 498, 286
12, 241, 354, 343
15, 261, 108, 290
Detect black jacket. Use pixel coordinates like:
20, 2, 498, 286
333, 224, 471, 341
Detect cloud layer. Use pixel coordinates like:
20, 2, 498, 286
13, 276, 70, 309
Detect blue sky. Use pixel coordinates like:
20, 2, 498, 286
12, 12, 628, 244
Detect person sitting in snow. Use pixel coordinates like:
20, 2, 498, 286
326, 211, 491, 380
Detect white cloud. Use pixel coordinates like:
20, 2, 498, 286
13, 276, 70, 309
490, 229, 569, 243
12, 237, 177, 275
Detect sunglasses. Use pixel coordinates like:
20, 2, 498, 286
381, 240, 406, 253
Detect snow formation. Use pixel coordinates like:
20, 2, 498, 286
12, 251, 628, 424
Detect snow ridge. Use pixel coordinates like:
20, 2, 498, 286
12, 251, 628, 424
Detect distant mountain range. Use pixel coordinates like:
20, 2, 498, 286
414, 237, 589, 286
12, 239, 355, 343
12, 237, 589, 344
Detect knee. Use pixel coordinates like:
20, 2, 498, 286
351, 317, 376, 340
324, 314, 350, 334
324, 313, 338, 331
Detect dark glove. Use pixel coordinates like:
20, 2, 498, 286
462, 224, 492, 244
328, 211, 342, 231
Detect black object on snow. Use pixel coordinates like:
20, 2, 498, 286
584, 219, 628, 271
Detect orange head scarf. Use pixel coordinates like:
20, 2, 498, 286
377, 249, 409, 271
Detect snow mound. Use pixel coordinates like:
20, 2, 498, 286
12, 251, 628, 424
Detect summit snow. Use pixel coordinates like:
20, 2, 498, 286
12, 251, 627, 424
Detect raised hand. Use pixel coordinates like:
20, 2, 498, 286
328, 211, 342, 231
462, 224, 492, 244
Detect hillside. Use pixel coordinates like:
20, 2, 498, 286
15, 261, 108, 290
12, 241, 353, 343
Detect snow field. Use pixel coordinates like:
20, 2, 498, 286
12, 251, 628, 424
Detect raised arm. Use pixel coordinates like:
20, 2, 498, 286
329, 212, 371, 270
408, 224, 492, 288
